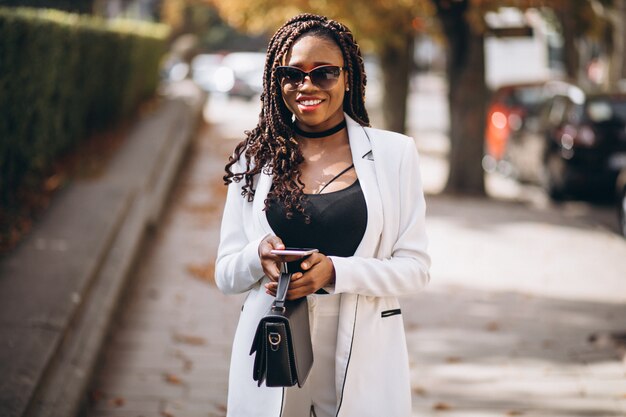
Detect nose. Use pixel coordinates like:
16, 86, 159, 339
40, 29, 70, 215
298, 74, 316, 91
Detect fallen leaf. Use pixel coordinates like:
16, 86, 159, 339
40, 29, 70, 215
433, 402, 451, 411
110, 397, 125, 407
43, 174, 64, 192
173, 333, 207, 346
445, 356, 462, 364
186, 262, 215, 284
413, 386, 427, 396
163, 373, 184, 385
506, 411, 524, 416
486, 321, 500, 332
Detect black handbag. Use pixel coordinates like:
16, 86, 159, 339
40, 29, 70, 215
249, 272, 313, 387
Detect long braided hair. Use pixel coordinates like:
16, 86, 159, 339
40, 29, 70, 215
223, 14, 369, 221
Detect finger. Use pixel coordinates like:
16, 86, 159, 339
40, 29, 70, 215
287, 273, 308, 289
290, 272, 304, 281
266, 235, 285, 250
288, 278, 313, 291
286, 287, 313, 300
265, 282, 278, 295
265, 263, 281, 281
300, 254, 322, 271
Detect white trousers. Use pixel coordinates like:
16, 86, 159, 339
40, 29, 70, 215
282, 293, 341, 417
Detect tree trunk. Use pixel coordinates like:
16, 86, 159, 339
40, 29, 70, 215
556, 8, 579, 82
379, 35, 414, 134
623, 1, 626, 80
435, 0, 486, 196
609, 0, 626, 85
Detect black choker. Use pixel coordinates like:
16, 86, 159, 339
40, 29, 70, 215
293, 119, 346, 138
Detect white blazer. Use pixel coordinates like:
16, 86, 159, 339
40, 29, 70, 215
215, 114, 431, 417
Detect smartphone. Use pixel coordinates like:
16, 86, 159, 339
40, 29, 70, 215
270, 247, 319, 256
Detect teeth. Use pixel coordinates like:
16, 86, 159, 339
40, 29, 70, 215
300, 99, 322, 106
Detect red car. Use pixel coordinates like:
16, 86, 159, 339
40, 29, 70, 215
483, 82, 547, 175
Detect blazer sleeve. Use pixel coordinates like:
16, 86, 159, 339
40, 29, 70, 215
329, 139, 430, 297
214, 167, 268, 295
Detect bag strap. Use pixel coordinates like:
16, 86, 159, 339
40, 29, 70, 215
273, 272, 291, 310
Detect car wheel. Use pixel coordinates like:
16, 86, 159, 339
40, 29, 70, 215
619, 187, 626, 238
543, 152, 567, 200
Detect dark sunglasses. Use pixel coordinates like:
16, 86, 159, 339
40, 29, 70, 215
275, 65, 345, 91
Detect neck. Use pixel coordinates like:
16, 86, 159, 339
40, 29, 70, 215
293, 119, 346, 139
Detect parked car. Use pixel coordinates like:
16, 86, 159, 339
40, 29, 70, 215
483, 82, 548, 176
219, 52, 266, 100
191, 53, 225, 93
541, 91, 626, 199
505, 81, 583, 184
616, 167, 626, 237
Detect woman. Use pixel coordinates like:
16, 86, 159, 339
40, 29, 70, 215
215, 13, 430, 417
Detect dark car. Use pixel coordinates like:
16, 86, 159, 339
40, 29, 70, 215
542, 91, 626, 199
617, 167, 626, 237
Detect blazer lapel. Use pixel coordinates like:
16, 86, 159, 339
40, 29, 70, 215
346, 115, 383, 257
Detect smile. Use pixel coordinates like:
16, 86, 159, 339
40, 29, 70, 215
298, 99, 323, 106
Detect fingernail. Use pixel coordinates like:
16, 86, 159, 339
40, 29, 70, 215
302, 263, 308, 269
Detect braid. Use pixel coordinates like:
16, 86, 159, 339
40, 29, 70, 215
224, 14, 369, 220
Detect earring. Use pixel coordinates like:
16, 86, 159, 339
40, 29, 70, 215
346, 86, 350, 91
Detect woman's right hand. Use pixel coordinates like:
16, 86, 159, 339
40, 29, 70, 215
258, 235, 286, 282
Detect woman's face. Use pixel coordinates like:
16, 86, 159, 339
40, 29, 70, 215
280, 34, 347, 131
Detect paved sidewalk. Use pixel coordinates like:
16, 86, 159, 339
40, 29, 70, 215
85, 110, 243, 417
85, 94, 626, 417
0, 80, 205, 417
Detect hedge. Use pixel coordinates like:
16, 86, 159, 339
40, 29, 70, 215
0, 7, 170, 206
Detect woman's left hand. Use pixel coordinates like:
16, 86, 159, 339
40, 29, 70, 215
264, 253, 335, 300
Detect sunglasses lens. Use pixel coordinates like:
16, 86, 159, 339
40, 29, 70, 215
276, 66, 342, 91
277, 67, 304, 90
311, 66, 341, 90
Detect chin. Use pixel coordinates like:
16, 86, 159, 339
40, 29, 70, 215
295, 113, 326, 128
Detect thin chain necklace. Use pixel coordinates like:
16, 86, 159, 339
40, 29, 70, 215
293, 119, 346, 139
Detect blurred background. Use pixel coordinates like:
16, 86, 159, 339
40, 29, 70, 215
2, 1, 626, 417
2, 0, 626, 246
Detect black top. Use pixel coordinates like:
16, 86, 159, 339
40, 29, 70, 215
266, 179, 368, 275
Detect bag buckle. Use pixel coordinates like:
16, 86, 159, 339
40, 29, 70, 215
268, 332, 281, 351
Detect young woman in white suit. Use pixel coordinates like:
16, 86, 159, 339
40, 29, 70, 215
216, 13, 431, 417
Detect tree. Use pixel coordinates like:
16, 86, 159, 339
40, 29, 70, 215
432, 0, 487, 195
